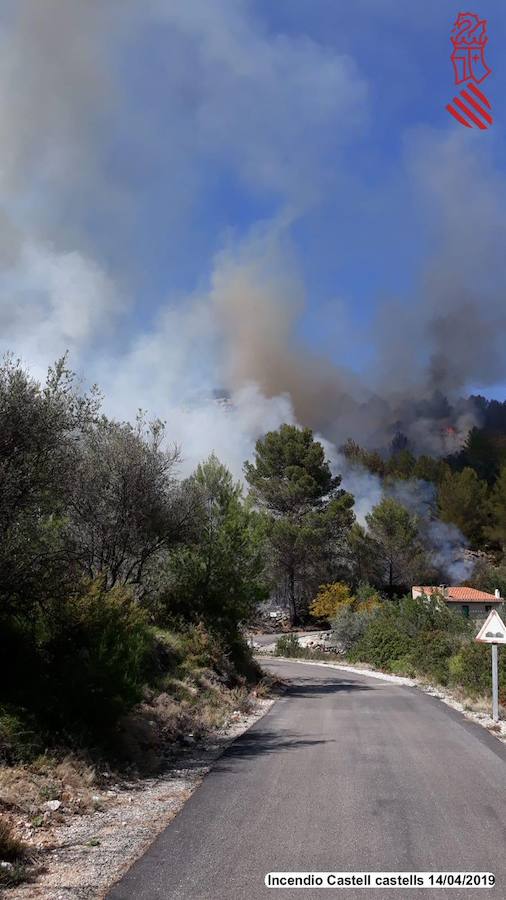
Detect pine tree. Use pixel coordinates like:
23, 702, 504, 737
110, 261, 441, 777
438, 467, 489, 547
365, 497, 427, 593
245, 425, 354, 623
486, 465, 506, 551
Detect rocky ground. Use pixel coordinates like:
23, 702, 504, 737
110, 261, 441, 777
3, 697, 276, 900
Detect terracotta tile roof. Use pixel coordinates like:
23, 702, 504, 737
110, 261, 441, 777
413, 586, 502, 602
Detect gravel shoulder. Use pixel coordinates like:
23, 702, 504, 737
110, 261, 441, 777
6, 697, 276, 900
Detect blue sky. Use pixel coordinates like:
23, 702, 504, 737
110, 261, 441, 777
106, 0, 506, 377
0, 1, 505, 472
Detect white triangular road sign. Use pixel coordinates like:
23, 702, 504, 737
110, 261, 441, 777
475, 609, 506, 644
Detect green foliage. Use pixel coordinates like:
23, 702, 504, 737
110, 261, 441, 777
459, 427, 500, 485
355, 581, 383, 607
386, 449, 416, 480
348, 614, 412, 669
448, 643, 491, 698
331, 604, 376, 652
486, 465, 506, 549
407, 631, 456, 685
164, 454, 268, 634
245, 424, 340, 514
0, 862, 28, 889
342, 440, 449, 485
412, 456, 450, 485
0, 711, 44, 765
0, 356, 99, 616
365, 497, 427, 591
341, 439, 386, 477
245, 426, 354, 622
449, 634, 506, 703
348, 523, 383, 587
275, 634, 304, 657
438, 467, 489, 546
0, 357, 269, 759
470, 561, 506, 601
394, 592, 471, 638
68, 415, 184, 589
346, 595, 468, 679
0, 579, 154, 743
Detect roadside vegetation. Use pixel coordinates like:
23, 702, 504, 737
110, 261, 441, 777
3, 356, 506, 885
273, 585, 506, 707
0, 357, 270, 884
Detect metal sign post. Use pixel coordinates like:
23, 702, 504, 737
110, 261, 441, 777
492, 643, 499, 723
476, 609, 506, 723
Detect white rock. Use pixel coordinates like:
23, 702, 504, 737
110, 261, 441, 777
44, 799, 62, 812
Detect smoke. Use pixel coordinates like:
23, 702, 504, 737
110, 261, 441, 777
321, 441, 472, 582
0, 3, 504, 585
2, 2, 501, 456
0, 0, 129, 380
199, 131, 506, 457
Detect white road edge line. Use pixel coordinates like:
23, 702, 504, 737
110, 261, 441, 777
259, 654, 415, 685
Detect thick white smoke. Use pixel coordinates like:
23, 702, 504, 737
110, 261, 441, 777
0, 2, 504, 584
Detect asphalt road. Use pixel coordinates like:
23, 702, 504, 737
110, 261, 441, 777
107, 659, 506, 900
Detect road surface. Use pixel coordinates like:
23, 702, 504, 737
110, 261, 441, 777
108, 658, 506, 900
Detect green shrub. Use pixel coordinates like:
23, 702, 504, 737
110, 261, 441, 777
42, 580, 154, 736
395, 594, 470, 638
449, 643, 491, 698
0, 578, 155, 746
167, 625, 259, 687
407, 631, 456, 685
331, 605, 376, 652
348, 616, 411, 669
0, 861, 29, 888
275, 634, 303, 657
389, 656, 416, 677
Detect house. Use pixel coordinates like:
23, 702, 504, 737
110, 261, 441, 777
412, 585, 503, 619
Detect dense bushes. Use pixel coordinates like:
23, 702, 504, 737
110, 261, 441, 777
331, 605, 371, 652
0, 579, 155, 747
448, 642, 506, 704
0, 360, 269, 762
3, 355, 506, 764
348, 615, 412, 669
407, 631, 456, 686
448, 643, 491, 698
340, 594, 501, 699
273, 595, 491, 701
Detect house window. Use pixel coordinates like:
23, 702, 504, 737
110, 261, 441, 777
485, 605, 491, 613
462, 604, 470, 618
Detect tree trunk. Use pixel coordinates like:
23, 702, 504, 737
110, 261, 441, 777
289, 568, 301, 626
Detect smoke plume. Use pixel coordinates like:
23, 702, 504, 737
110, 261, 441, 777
0, 3, 505, 582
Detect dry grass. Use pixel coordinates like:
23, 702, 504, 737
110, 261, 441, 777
0, 754, 96, 816
0, 815, 30, 888
114, 668, 265, 772
0, 816, 25, 861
